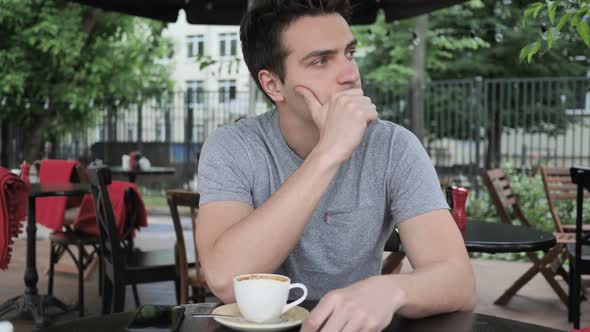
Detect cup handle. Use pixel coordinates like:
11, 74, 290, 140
281, 283, 308, 314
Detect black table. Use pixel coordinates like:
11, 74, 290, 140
0, 183, 91, 327
385, 220, 556, 254
110, 166, 176, 183
40, 302, 565, 332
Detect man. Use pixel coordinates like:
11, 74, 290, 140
195, 0, 476, 330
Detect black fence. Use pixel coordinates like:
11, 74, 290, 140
1, 76, 589, 189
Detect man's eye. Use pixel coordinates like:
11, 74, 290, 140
346, 49, 356, 59
312, 57, 327, 66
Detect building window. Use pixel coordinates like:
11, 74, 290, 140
187, 35, 205, 58
186, 80, 205, 105
219, 33, 238, 57
218, 80, 237, 103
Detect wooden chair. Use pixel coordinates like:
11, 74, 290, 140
482, 169, 570, 306
166, 190, 203, 303
568, 166, 590, 328
89, 165, 180, 313
541, 166, 590, 234
36, 160, 101, 317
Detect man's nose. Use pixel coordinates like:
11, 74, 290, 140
336, 57, 360, 85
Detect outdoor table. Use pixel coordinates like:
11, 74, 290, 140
385, 220, 557, 254
40, 301, 565, 332
110, 166, 176, 183
0, 183, 91, 327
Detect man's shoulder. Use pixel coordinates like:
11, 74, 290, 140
204, 111, 275, 149
367, 119, 416, 144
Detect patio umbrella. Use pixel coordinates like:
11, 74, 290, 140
69, 0, 466, 25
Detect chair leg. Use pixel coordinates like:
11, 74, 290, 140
132, 284, 140, 308
539, 264, 569, 306
535, 247, 569, 306
48, 243, 57, 296
174, 278, 181, 305
113, 282, 126, 313
494, 263, 541, 305
574, 263, 581, 329
102, 278, 113, 315
198, 287, 206, 303
569, 257, 574, 322
77, 242, 85, 317
191, 287, 198, 304
97, 247, 103, 297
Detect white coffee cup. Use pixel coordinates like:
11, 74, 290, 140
233, 273, 307, 324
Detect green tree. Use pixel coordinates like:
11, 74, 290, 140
353, 0, 589, 168
520, 0, 590, 62
0, 0, 174, 161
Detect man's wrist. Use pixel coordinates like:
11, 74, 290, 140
380, 274, 408, 311
307, 143, 345, 170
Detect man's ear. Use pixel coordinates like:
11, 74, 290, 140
258, 70, 285, 103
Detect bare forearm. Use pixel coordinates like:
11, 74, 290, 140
390, 259, 476, 318
204, 148, 341, 299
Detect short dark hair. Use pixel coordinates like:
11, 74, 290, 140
240, 0, 351, 101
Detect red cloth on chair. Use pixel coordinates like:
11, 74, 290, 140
36, 160, 79, 231
73, 181, 147, 237
0, 167, 29, 270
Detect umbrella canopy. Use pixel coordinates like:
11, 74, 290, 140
70, 0, 466, 25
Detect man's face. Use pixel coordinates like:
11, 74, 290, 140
280, 14, 361, 121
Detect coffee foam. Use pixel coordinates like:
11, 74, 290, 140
237, 274, 288, 283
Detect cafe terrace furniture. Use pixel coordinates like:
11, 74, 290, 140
482, 169, 570, 306
0, 183, 91, 327
89, 166, 180, 314
541, 167, 590, 234
568, 166, 590, 329
386, 219, 555, 255
35, 160, 101, 317
39, 301, 566, 332
110, 166, 176, 183
166, 190, 202, 304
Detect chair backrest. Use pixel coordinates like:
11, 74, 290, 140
540, 166, 590, 233
482, 169, 531, 227
571, 167, 590, 248
89, 166, 126, 284
166, 189, 201, 304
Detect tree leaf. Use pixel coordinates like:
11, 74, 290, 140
576, 21, 590, 47
533, 3, 545, 18
557, 12, 573, 31
527, 41, 541, 63
519, 46, 529, 63
546, 29, 554, 49
548, 2, 558, 24
524, 2, 544, 19
570, 10, 585, 28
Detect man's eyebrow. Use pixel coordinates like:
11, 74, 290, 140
300, 38, 358, 63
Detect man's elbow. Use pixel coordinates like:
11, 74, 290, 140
461, 287, 477, 312
204, 270, 236, 304
458, 269, 477, 312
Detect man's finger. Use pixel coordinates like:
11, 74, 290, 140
295, 86, 322, 113
333, 88, 364, 98
300, 298, 336, 332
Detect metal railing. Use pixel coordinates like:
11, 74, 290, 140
1, 76, 589, 189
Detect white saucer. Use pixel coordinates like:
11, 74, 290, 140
212, 303, 309, 332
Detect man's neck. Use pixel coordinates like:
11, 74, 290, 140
277, 109, 320, 160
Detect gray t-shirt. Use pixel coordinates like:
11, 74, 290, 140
198, 110, 447, 300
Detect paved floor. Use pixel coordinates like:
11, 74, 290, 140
1, 215, 588, 331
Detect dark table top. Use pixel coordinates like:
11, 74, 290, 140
110, 166, 176, 175
29, 183, 91, 198
40, 302, 565, 332
385, 220, 556, 254
462, 220, 556, 253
